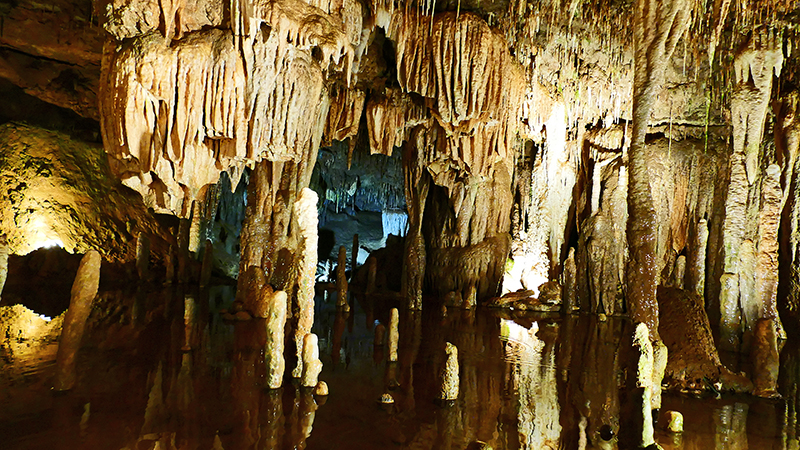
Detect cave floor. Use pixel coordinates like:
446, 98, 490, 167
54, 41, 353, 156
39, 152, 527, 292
0, 284, 791, 449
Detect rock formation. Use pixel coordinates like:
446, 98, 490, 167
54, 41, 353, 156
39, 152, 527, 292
264, 288, 288, 389
439, 342, 459, 401
54, 250, 101, 391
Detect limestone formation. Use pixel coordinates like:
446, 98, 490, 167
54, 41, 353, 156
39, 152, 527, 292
658, 287, 753, 392
314, 381, 329, 396
336, 245, 349, 310
199, 239, 214, 287
301, 333, 323, 388
630, 323, 656, 448
388, 308, 399, 362
54, 250, 102, 391
439, 342, 459, 401
627, 0, 692, 339
351, 234, 359, 271
751, 318, 779, 398
293, 188, 319, 378
0, 234, 8, 298
264, 288, 288, 389
182, 294, 196, 351
664, 411, 683, 433
366, 256, 377, 294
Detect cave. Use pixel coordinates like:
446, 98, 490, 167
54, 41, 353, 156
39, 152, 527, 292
1, 0, 799, 448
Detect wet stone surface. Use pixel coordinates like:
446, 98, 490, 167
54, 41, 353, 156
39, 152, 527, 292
0, 284, 793, 449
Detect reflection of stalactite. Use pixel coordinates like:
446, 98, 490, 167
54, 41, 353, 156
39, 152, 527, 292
501, 319, 561, 448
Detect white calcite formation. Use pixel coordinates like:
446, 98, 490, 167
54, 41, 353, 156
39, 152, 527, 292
263, 287, 288, 388
388, 308, 399, 362
301, 333, 323, 388
293, 188, 319, 377
439, 342, 459, 401
719, 28, 786, 350
99, 0, 364, 217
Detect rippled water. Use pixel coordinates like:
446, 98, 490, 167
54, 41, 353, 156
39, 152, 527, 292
0, 285, 794, 449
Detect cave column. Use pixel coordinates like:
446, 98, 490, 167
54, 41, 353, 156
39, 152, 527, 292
627, 0, 691, 337
720, 28, 784, 351
401, 136, 430, 310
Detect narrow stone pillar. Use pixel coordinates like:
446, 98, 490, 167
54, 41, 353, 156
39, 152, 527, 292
336, 246, 349, 311
182, 294, 195, 351
0, 234, 8, 299
188, 199, 203, 257
264, 287, 287, 389
388, 308, 399, 362
562, 248, 577, 314
651, 339, 668, 410
54, 250, 101, 391
623, 323, 656, 448
177, 218, 191, 283
199, 239, 214, 287
164, 242, 175, 285
301, 333, 323, 388
439, 342, 459, 401
751, 318, 779, 397
352, 234, 359, 272
366, 256, 377, 294
293, 189, 318, 378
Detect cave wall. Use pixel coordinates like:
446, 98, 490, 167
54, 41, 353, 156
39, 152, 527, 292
0, 0, 798, 352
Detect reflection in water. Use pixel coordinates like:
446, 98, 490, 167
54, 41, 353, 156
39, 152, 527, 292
0, 286, 794, 449
501, 320, 561, 448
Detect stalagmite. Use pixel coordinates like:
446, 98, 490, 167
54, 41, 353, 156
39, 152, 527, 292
366, 256, 377, 294
721, 28, 785, 351
751, 318, 779, 398
562, 248, 577, 313
136, 232, 150, 281
0, 234, 8, 298
336, 246, 349, 311
651, 340, 668, 410
688, 219, 708, 296
199, 239, 213, 287
264, 288, 288, 389
301, 333, 323, 388
627, 0, 691, 338
54, 250, 101, 391
314, 381, 328, 396
664, 411, 683, 433
401, 142, 428, 310
625, 323, 656, 448
177, 218, 190, 283
388, 308, 399, 362
182, 294, 195, 351
165, 243, 175, 285
439, 342, 459, 401
757, 165, 783, 332
351, 234, 358, 272
188, 200, 202, 256
293, 188, 318, 378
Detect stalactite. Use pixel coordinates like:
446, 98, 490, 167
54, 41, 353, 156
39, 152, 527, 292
720, 28, 785, 351
627, 0, 692, 338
